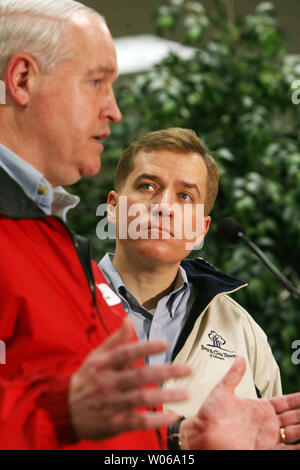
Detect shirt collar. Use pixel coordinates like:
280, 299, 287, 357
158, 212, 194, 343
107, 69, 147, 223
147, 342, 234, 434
99, 253, 189, 317
166, 268, 189, 317
99, 253, 132, 300
52, 186, 80, 221
0, 143, 79, 220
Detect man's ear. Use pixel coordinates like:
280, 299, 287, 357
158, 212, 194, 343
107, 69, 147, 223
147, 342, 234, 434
6, 54, 39, 106
204, 216, 211, 237
194, 216, 211, 249
107, 190, 118, 224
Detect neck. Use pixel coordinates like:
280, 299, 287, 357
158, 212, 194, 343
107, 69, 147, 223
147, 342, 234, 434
112, 248, 180, 310
0, 112, 45, 176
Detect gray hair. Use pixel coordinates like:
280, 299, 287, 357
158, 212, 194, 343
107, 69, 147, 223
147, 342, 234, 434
0, 0, 105, 77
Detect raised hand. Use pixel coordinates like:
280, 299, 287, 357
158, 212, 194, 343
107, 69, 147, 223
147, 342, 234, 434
69, 318, 192, 441
180, 356, 300, 450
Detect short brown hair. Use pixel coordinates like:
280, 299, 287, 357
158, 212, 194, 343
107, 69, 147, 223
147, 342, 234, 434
115, 128, 219, 215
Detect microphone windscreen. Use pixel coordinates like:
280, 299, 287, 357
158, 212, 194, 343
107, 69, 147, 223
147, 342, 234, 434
218, 217, 245, 244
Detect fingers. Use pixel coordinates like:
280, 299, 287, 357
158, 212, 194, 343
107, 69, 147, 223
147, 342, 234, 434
85, 339, 192, 398
100, 388, 190, 413
97, 317, 136, 353
278, 409, 300, 445
269, 392, 300, 414
218, 356, 246, 392
104, 363, 192, 392
117, 410, 181, 435
275, 403, 300, 446
91, 338, 171, 371
277, 409, 300, 428
283, 424, 300, 444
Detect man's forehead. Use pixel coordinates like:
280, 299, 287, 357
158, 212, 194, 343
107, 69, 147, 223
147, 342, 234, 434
124, 149, 207, 192
69, 9, 106, 30
63, 12, 117, 76
133, 149, 207, 173
65, 10, 113, 50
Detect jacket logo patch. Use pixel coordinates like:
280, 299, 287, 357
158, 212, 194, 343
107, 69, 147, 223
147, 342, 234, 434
207, 330, 233, 352
96, 283, 121, 306
201, 330, 236, 360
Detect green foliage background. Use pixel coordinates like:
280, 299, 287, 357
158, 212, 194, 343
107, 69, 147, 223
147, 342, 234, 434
68, 0, 300, 393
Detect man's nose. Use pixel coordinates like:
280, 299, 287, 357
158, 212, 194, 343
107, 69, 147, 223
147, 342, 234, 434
100, 88, 122, 123
109, 91, 122, 123
151, 189, 174, 217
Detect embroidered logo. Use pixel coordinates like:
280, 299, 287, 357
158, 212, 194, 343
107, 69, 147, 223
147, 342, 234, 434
201, 330, 236, 360
207, 330, 233, 352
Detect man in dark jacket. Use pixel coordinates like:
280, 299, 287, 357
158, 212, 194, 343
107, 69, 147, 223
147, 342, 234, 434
98, 127, 300, 448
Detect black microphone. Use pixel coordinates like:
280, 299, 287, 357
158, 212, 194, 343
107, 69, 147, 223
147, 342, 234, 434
218, 217, 300, 299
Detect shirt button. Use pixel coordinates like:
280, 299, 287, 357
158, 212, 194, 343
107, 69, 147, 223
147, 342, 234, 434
38, 185, 48, 195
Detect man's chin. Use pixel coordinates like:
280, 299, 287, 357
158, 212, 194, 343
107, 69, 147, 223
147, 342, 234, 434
58, 161, 101, 187
81, 158, 102, 178
125, 240, 185, 265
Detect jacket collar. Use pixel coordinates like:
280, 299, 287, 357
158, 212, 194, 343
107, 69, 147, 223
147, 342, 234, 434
181, 257, 247, 294
0, 167, 97, 307
0, 166, 45, 218
0, 167, 80, 220
180, 256, 247, 319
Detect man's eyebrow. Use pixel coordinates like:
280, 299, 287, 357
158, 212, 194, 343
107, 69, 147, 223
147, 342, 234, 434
178, 181, 201, 197
86, 65, 116, 76
135, 174, 201, 196
135, 173, 160, 183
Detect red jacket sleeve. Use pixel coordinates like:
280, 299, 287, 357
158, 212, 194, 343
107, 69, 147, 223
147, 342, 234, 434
0, 373, 78, 450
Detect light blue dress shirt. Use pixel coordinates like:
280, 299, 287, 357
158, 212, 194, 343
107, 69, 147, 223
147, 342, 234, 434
99, 253, 196, 366
0, 143, 79, 219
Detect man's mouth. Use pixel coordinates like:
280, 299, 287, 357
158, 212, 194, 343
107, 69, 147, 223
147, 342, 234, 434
148, 224, 174, 238
91, 132, 111, 142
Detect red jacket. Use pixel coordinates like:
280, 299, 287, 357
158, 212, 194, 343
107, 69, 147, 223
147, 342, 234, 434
0, 168, 167, 450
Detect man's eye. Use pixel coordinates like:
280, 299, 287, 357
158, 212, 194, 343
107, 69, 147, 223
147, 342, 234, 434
93, 79, 102, 86
139, 183, 155, 191
179, 193, 192, 201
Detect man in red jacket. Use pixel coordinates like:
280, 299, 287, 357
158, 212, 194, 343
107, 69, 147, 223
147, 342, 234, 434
0, 0, 193, 450
0, 0, 300, 451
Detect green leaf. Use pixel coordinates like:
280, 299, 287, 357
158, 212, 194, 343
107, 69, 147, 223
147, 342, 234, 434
156, 15, 175, 33
186, 25, 204, 43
